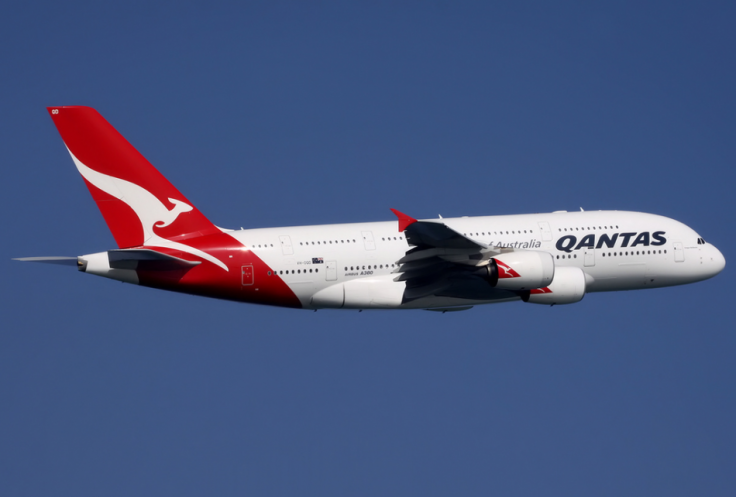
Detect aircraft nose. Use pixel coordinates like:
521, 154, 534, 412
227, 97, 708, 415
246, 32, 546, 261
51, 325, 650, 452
707, 244, 726, 277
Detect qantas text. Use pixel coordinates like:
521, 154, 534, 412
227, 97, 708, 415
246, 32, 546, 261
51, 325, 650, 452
555, 231, 666, 253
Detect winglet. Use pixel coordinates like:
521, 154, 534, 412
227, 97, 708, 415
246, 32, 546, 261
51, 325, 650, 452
390, 208, 418, 232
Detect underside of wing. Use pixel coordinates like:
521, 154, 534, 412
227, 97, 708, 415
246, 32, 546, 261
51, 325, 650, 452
390, 209, 517, 303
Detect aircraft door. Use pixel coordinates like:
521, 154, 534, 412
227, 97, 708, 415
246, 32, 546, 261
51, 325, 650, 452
241, 265, 254, 286
361, 231, 376, 251
674, 242, 685, 262
325, 260, 337, 281
584, 249, 595, 267
538, 222, 552, 241
279, 235, 294, 255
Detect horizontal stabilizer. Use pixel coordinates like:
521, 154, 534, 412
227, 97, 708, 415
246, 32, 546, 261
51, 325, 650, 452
13, 257, 78, 266
107, 249, 201, 271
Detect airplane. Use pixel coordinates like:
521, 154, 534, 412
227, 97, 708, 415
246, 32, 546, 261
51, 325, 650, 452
15, 106, 726, 311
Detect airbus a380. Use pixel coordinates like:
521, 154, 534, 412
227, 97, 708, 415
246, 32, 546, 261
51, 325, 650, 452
16, 106, 725, 311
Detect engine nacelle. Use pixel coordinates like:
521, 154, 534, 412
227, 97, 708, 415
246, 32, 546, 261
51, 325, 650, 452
521, 266, 586, 305
477, 251, 555, 291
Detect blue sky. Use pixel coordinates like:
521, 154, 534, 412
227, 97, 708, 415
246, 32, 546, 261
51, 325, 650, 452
1, 2, 735, 495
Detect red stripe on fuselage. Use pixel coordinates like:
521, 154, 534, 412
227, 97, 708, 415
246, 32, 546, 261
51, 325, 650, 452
135, 232, 302, 308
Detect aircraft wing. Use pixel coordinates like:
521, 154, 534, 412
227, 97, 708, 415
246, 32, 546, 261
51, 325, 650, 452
390, 209, 517, 302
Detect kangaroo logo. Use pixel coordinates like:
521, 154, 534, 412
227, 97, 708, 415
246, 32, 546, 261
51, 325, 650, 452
495, 259, 521, 278
154, 198, 192, 228
67, 148, 228, 271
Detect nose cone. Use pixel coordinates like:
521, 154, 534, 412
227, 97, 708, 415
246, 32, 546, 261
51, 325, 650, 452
707, 244, 726, 278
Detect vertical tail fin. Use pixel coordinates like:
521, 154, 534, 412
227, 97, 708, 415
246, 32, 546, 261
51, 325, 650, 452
47, 106, 220, 249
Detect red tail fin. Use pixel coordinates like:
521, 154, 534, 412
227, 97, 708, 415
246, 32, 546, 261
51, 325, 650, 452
47, 106, 220, 248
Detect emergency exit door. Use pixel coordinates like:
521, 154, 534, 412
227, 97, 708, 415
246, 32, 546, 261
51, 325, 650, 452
538, 221, 552, 241
241, 265, 254, 286
584, 249, 595, 267
361, 231, 376, 250
279, 235, 293, 255
674, 242, 685, 262
325, 261, 337, 281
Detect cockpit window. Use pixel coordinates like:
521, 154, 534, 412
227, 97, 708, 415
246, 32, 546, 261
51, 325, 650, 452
696, 237, 706, 245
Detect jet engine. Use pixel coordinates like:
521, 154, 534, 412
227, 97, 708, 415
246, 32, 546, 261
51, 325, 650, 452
476, 251, 555, 291
521, 266, 586, 305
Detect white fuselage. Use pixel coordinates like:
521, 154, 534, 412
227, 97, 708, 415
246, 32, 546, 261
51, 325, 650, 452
221, 210, 724, 309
